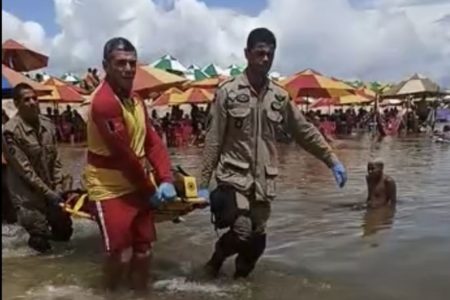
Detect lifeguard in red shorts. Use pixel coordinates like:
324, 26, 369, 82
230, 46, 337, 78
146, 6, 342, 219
84, 37, 176, 292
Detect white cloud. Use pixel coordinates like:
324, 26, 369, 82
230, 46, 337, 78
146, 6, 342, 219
2, 0, 450, 86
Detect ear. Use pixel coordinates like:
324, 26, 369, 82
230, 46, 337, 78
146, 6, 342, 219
244, 48, 249, 60
102, 59, 108, 72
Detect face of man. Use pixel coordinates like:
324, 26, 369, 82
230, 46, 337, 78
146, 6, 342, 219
15, 88, 40, 122
103, 49, 137, 94
367, 162, 383, 180
245, 42, 275, 76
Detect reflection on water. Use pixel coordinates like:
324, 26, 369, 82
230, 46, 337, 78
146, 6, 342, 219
2, 135, 450, 300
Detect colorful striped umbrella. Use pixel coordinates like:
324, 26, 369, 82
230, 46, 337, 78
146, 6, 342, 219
39, 78, 85, 103
282, 69, 356, 99
383, 73, 443, 98
151, 54, 188, 74
186, 65, 209, 81
2, 39, 48, 72
202, 64, 225, 77
133, 65, 187, 96
151, 87, 213, 107
223, 64, 243, 77
2, 64, 51, 98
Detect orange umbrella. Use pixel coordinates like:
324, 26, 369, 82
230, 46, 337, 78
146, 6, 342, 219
186, 76, 228, 90
133, 65, 187, 96
151, 87, 213, 107
150, 87, 183, 106
281, 68, 356, 99
2, 64, 51, 96
2, 39, 48, 71
40, 78, 85, 103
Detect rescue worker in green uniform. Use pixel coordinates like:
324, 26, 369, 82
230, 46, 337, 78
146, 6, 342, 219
2, 83, 73, 253
198, 28, 347, 278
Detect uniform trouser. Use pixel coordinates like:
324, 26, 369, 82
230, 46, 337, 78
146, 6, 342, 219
17, 203, 73, 252
209, 191, 271, 278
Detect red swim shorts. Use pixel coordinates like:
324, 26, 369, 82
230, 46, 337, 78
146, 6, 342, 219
93, 192, 156, 254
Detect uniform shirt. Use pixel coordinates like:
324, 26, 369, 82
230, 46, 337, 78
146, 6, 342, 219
2, 115, 64, 209
200, 72, 338, 201
84, 81, 172, 201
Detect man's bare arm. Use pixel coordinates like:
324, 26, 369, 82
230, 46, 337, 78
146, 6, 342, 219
386, 177, 397, 205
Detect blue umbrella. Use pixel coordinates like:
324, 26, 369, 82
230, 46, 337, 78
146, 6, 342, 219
2, 74, 14, 99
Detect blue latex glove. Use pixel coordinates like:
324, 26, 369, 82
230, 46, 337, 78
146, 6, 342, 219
197, 188, 210, 202
149, 189, 163, 208
331, 162, 347, 188
159, 182, 177, 202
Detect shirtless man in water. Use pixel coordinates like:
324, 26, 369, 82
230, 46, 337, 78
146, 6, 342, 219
366, 159, 397, 208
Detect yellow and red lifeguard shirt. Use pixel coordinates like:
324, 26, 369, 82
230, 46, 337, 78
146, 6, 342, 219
84, 81, 172, 201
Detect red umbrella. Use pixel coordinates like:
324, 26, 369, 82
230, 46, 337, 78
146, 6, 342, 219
2, 39, 48, 71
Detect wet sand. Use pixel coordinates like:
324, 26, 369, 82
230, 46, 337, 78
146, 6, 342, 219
2, 134, 450, 300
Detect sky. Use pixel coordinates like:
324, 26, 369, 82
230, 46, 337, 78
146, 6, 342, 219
2, 0, 450, 87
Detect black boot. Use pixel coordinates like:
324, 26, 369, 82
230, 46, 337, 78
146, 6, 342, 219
234, 234, 266, 279
28, 235, 52, 253
205, 230, 241, 278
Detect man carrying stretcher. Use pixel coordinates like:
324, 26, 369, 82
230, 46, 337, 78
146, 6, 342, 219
84, 37, 177, 293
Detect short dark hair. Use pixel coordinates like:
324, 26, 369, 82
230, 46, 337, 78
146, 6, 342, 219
13, 83, 34, 101
247, 28, 276, 50
103, 37, 136, 61
444, 125, 450, 132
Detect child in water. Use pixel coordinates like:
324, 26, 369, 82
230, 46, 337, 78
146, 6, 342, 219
366, 159, 397, 209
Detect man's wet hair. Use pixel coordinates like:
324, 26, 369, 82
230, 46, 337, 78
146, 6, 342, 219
13, 83, 34, 101
247, 28, 276, 50
103, 37, 136, 61
443, 125, 450, 132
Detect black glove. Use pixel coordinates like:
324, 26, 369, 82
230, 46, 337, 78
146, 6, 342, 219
46, 190, 64, 206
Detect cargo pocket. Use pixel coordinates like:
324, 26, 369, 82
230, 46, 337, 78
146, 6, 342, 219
228, 107, 251, 134
266, 110, 284, 124
265, 165, 279, 198
218, 156, 252, 190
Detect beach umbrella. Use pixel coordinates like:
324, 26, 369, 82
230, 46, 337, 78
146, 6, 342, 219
310, 97, 340, 109
383, 73, 443, 98
2, 64, 51, 98
39, 77, 85, 104
151, 87, 213, 107
186, 65, 209, 81
151, 54, 188, 74
2, 73, 13, 99
281, 69, 356, 99
150, 87, 183, 106
202, 64, 225, 77
133, 65, 187, 96
187, 76, 228, 90
223, 64, 243, 77
2, 39, 48, 72
61, 73, 81, 84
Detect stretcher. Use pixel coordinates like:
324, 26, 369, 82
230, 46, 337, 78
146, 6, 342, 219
59, 166, 209, 223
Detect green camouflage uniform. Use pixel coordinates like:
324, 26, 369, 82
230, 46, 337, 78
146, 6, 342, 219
200, 73, 339, 277
2, 115, 73, 251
